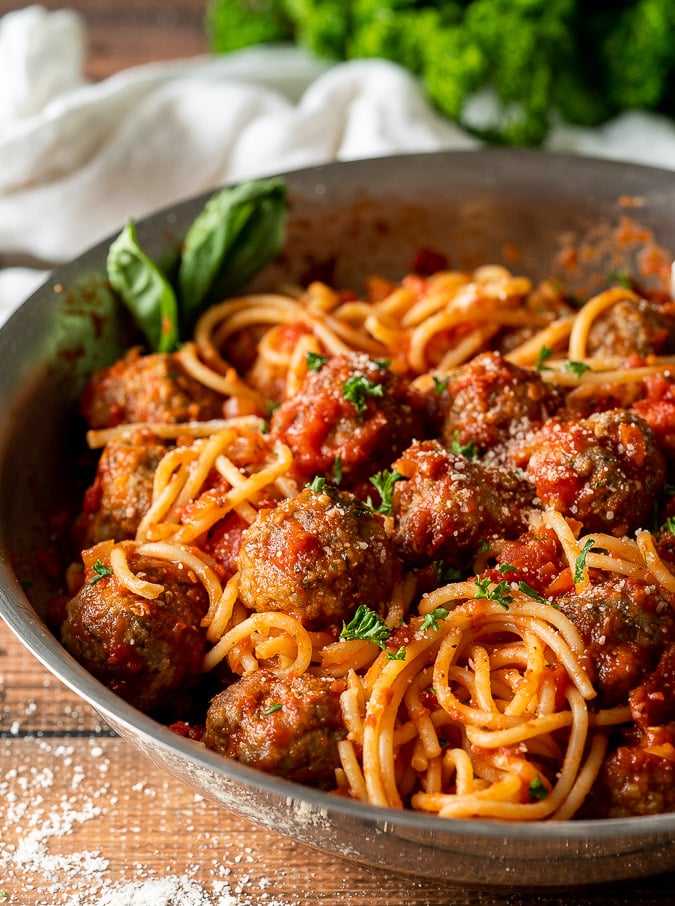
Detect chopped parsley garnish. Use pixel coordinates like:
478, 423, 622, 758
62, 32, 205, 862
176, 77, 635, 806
332, 456, 343, 485
432, 375, 449, 395
534, 345, 554, 371
492, 565, 548, 604
662, 515, 675, 535
263, 703, 283, 715
368, 469, 404, 516
307, 476, 327, 493
564, 359, 591, 378
474, 577, 514, 609
573, 538, 595, 584
420, 607, 449, 632
342, 374, 384, 414
517, 580, 546, 602
374, 358, 392, 369
449, 430, 478, 459
528, 776, 549, 801
386, 646, 407, 661
306, 351, 328, 371
607, 271, 632, 289
340, 605, 391, 648
434, 561, 463, 584
89, 560, 113, 585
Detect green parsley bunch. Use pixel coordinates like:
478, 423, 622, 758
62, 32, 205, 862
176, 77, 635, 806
205, 0, 675, 147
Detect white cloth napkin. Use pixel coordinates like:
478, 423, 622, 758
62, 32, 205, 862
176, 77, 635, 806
1, 5, 675, 324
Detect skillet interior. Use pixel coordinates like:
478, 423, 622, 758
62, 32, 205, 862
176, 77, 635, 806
1, 149, 675, 888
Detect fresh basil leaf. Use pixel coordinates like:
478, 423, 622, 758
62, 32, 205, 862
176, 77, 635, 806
106, 220, 180, 353
178, 177, 287, 329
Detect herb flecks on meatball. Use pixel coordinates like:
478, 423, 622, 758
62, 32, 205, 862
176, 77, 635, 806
557, 577, 675, 709
392, 439, 536, 569
587, 296, 675, 359
582, 724, 675, 819
81, 348, 225, 428
74, 432, 166, 548
519, 409, 665, 536
61, 542, 209, 715
440, 351, 563, 455
237, 483, 400, 630
270, 353, 429, 491
203, 669, 346, 790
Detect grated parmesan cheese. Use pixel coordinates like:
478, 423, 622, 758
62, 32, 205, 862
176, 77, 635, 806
0, 737, 296, 906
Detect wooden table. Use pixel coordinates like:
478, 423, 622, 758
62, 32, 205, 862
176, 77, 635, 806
2, 618, 674, 906
1, 2, 675, 903
0, 0, 209, 81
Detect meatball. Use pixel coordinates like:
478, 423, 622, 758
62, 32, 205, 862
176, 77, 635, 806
269, 353, 429, 490
203, 669, 346, 790
519, 410, 665, 536
80, 347, 225, 428
74, 433, 166, 548
633, 373, 675, 460
237, 484, 400, 630
629, 643, 675, 731
557, 577, 675, 708
587, 297, 675, 358
440, 351, 563, 455
583, 725, 675, 818
61, 543, 209, 714
391, 440, 536, 569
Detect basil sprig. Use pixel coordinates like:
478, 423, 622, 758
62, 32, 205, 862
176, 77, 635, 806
106, 177, 288, 353
107, 220, 180, 353
179, 176, 287, 326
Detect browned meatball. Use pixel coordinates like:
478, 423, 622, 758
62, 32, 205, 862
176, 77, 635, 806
203, 669, 346, 790
582, 725, 675, 818
440, 351, 563, 455
74, 433, 166, 548
269, 353, 429, 490
237, 484, 400, 630
587, 297, 675, 358
391, 440, 536, 569
583, 555, 675, 821
519, 410, 665, 536
632, 373, 675, 460
557, 577, 675, 709
61, 543, 209, 714
629, 643, 675, 731
80, 347, 225, 428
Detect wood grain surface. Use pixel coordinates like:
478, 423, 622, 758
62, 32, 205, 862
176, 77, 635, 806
0, 0, 209, 80
2, 618, 675, 905
1, 2, 675, 903
0, 622, 675, 906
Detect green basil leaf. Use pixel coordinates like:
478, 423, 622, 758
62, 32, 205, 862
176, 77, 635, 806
178, 177, 287, 330
106, 220, 180, 353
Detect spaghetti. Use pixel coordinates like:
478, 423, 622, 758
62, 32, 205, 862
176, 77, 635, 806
60, 259, 675, 822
